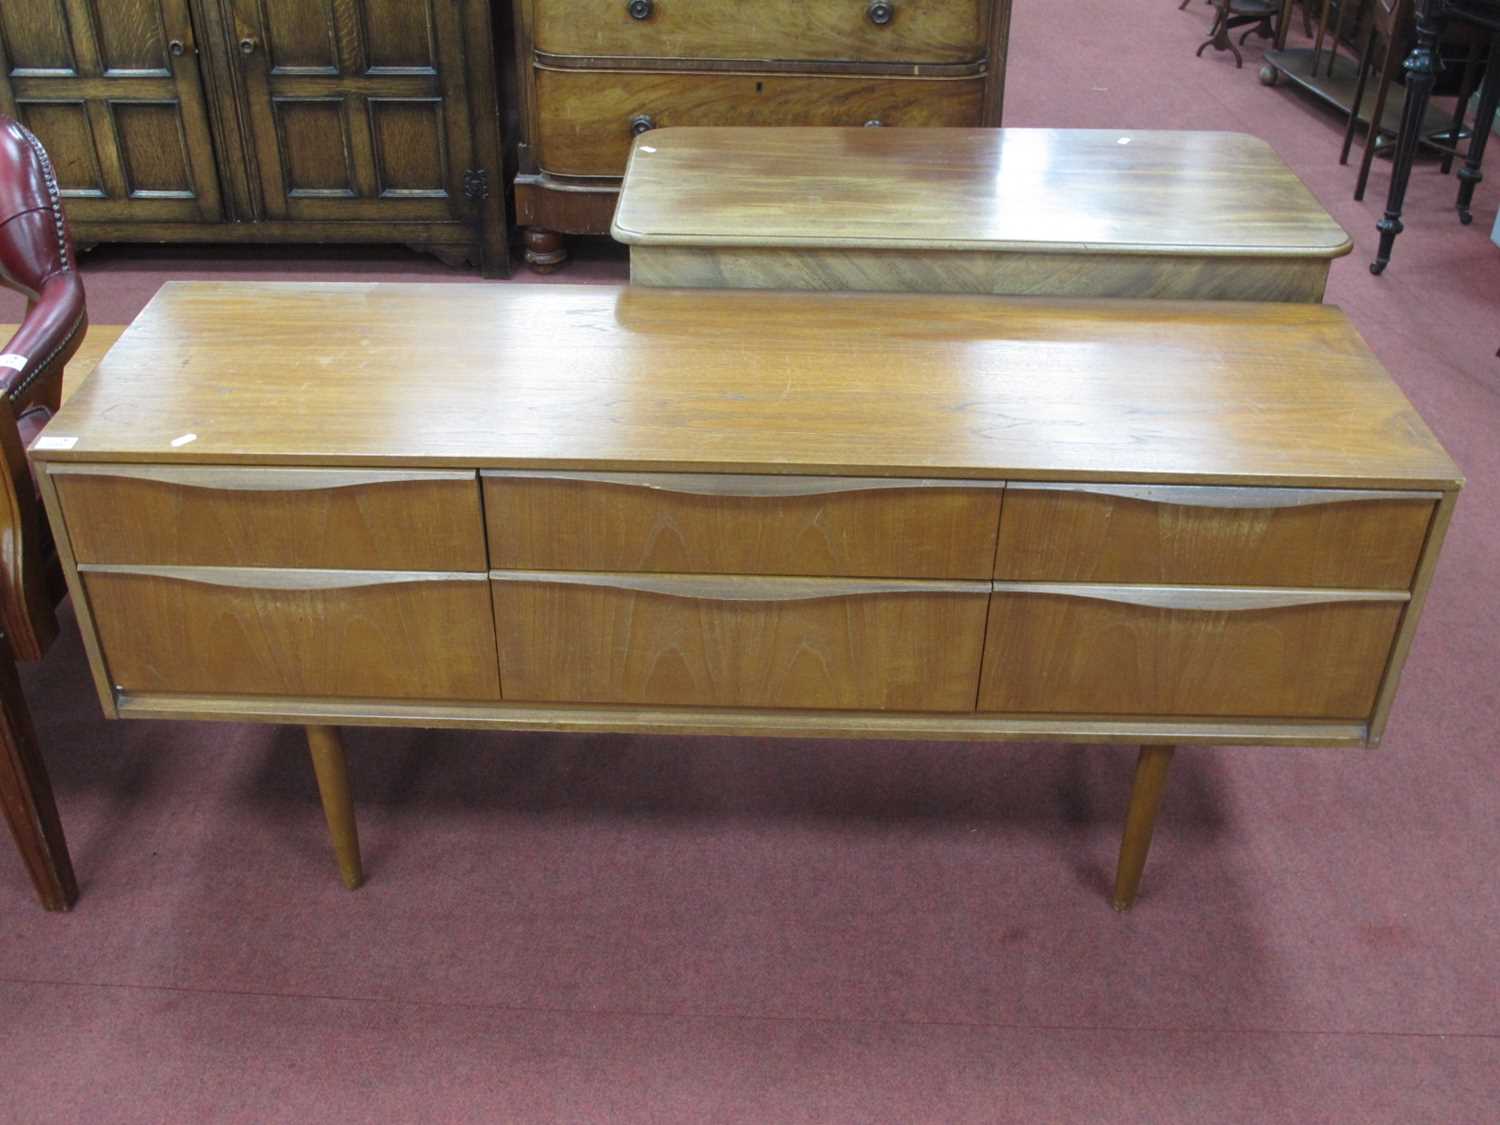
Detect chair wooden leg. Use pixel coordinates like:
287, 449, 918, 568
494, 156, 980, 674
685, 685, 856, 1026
1357, 40, 1398, 202
1342, 29, 1376, 165
1112, 745, 1175, 912
306, 725, 363, 890
0, 636, 77, 911
1441, 40, 1482, 175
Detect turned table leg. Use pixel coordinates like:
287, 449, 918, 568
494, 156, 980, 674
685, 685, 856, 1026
1454, 36, 1500, 225
524, 227, 567, 273
0, 639, 77, 911
306, 725, 363, 890
1372, 12, 1441, 274
1112, 745, 1175, 912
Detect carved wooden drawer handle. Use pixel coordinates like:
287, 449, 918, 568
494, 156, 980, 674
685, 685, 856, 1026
49, 464, 475, 491
627, 0, 654, 19
490, 570, 988, 601
868, 1, 896, 25
79, 564, 487, 590
1008, 483, 1441, 509
482, 469, 1004, 498
992, 582, 1410, 611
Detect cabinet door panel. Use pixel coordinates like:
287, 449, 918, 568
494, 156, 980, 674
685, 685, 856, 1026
1, 2, 76, 71
233, 0, 474, 222
0, 0, 223, 222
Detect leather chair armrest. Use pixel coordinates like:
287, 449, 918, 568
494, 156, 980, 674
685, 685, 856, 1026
3, 265, 87, 415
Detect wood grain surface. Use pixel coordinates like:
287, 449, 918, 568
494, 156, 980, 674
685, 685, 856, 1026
483, 472, 1003, 577
82, 568, 501, 701
32, 282, 1462, 492
54, 467, 486, 570
612, 128, 1353, 256
625, 246, 1334, 301
491, 572, 989, 710
113, 692, 1372, 747
528, 0, 990, 65
993, 485, 1435, 589
534, 68, 983, 176
978, 588, 1404, 719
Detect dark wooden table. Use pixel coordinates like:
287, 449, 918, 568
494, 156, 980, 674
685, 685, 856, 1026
1373, 0, 1500, 272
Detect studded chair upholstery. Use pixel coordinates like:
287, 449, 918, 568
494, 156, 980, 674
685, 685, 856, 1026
0, 114, 87, 911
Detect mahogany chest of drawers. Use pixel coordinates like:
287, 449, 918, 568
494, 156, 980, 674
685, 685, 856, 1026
510, 0, 1013, 270
30, 282, 1461, 909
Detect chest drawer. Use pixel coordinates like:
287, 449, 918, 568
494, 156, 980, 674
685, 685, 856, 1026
978, 583, 1406, 720
530, 0, 989, 66
994, 484, 1435, 590
82, 566, 501, 702
483, 471, 1003, 579
533, 67, 985, 176
491, 571, 990, 710
52, 466, 487, 572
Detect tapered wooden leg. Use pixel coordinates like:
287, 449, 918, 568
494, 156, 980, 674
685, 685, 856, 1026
1112, 745, 1175, 912
306, 725, 363, 890
0, 638, 77, 911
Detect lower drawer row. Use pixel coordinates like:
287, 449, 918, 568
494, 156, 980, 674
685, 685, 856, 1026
78, 567, 1409, 721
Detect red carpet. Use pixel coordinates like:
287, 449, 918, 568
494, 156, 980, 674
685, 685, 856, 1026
3, 3, 1498, 1121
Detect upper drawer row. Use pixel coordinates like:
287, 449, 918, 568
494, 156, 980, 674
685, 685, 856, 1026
49, 467, 1436, 590
528, 0, 991, 67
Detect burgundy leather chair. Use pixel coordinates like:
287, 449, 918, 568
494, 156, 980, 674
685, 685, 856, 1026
0, 115, 87, 911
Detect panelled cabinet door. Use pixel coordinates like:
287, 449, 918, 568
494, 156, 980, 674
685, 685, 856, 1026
229, 0, 477, 223
0, 0, 223, 222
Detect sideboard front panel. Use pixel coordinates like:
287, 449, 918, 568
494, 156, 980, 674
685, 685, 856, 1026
994, 485, 1434, 590
82, 569, 501, 701
977, 587, 1405, 719
55, 467, 487, 572
483, 472, 1003, 579
491, 572, 989, 711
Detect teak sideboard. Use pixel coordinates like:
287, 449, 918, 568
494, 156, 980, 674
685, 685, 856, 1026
511, 0, 1014, 270
30, 282, 1461, 910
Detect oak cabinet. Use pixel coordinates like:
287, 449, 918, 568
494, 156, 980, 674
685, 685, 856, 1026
511, 0, 1013, 270
0, 0, 509, 274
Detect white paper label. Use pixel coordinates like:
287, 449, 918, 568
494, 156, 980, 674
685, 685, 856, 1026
32, 435, 78, 450
0, 354, 27, 371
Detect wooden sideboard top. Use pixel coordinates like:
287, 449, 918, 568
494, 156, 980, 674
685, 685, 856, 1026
612, 128, 1353, 259
34, 281, 1457, 489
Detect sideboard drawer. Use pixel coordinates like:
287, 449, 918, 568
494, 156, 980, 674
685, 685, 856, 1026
977, 584, 1406, 719
483, 471, 1003, 578
530, 0, 989, 66
491, 571, 989, 710
53, 466, 486, 572
81, 567, 501, 701
994, 484, 1435, 590
534, 67, 985, 177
